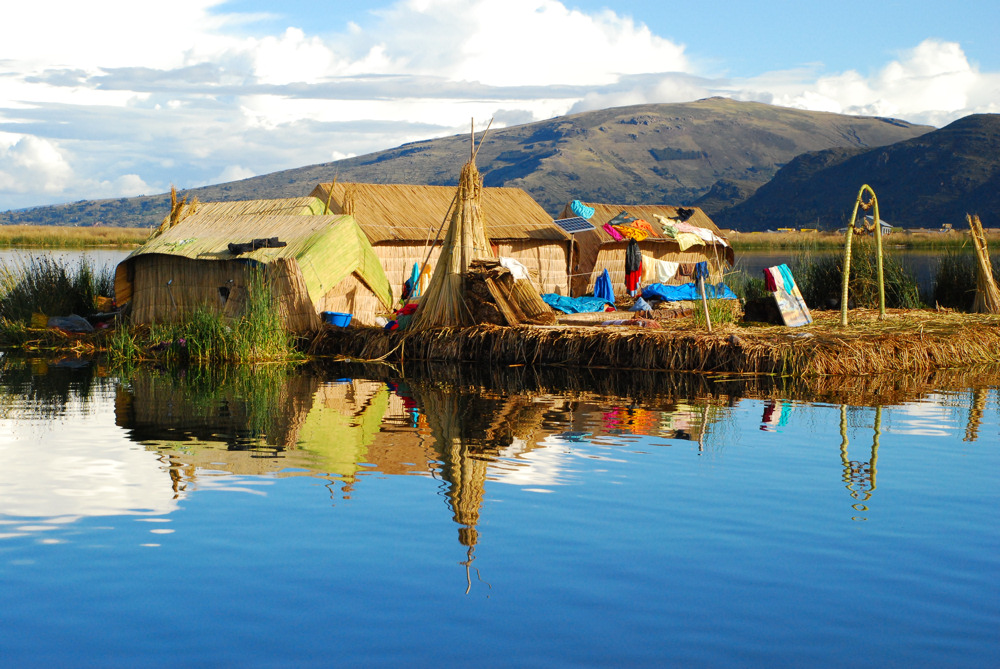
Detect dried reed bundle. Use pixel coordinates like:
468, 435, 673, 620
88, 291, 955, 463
967, 214, 1000, 313
465, 259, 555, 326
150, 186, 199, 240
410, 159, 493, 329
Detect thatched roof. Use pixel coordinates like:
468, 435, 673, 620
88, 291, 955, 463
559, 201, 726, 239
115, 211, 392, 310
309, 182, 569, 243
186, 197, 328, 218
561, 200, 734, 266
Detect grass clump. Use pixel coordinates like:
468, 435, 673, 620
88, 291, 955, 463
793, 240, 921, 310
0, 256, 114, 323
931, 249, 1000, 311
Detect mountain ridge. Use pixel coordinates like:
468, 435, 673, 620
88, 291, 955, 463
0, 97, 931, 228
715, 114, 1000, 230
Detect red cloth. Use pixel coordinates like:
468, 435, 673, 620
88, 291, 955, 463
625, 269, 641, 292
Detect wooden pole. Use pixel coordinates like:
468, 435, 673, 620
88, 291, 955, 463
698, 275, 712, 332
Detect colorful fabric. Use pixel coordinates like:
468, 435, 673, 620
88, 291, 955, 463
602, 223, 624, 241
594, 268, 614, 303
674, 232, 703, 251
543, 294, 615, 314
570, 200, 595, 219
631, 219, 658, 237
777, 263, 796, 292
694, 261, 709, 281
612, 225, 649, 241
625, 239, 643, 293
642, 282, 737, 302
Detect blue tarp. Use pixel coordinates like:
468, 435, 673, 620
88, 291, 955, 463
641, 282, 738, 302
542, 294, 615, 314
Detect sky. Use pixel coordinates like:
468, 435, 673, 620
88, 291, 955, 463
1, 0, 997, 211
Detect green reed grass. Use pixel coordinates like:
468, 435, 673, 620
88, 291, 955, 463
0, 256, 114, 323
130, 268, 296, 364
931, 249, 1000, 311
793, 239, 921, 310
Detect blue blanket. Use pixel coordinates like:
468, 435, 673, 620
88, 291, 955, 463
542, 294, 614, 314
641, 282, 737, 302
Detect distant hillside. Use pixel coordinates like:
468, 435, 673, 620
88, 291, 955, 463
716, 114, 1000, 231
0, 98, 929, 228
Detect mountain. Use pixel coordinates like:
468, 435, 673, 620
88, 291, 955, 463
0, 98, 930, 228
715, 114, 1000, 231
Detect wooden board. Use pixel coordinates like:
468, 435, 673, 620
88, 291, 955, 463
768, 266, 813, 327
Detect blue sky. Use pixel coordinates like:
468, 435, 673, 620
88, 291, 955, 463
1, 0, 997, 211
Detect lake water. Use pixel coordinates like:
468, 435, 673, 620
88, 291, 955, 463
0, 248, 131, 272
1, 358, 997, 667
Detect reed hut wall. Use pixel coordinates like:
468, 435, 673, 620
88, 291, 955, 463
310, 182, 573, 295
124, 255, 322, 332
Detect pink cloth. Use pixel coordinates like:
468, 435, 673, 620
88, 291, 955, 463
603, 223, 624, 241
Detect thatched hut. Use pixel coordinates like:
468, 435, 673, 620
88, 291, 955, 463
309, 182, 573, 295
114, 211, 393, 332
559, 202, 734, 296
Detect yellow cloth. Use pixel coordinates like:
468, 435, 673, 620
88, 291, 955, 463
612, 225, 649, 241
674, 232, 704, 251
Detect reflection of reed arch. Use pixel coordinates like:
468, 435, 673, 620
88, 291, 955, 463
840, 184, 887, 325
839, 404, 881, 521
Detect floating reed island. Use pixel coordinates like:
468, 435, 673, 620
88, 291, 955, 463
311, 309, 1000, 377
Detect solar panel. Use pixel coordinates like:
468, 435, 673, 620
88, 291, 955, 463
553, 217, 595, 234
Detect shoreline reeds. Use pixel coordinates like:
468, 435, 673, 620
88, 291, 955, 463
0, 225, 149, 248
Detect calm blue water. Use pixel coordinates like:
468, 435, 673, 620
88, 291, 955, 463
0, 361, 997, 667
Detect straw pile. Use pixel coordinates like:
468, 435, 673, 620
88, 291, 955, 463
967, 214, 1000, 313
311, 309, 1000, 376
410, 159, 493, 329
465, 259, 555, 326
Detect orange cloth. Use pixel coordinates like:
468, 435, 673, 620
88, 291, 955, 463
631, 219, 658, 237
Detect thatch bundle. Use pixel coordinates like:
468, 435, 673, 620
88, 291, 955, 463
409, 159, 493, 329
967, 214, 1000, 313
464, 259, 555, 326
151, 186, 199, 239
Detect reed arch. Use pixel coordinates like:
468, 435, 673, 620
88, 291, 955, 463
840, 184, 886, 325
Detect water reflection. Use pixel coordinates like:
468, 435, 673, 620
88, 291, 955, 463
3, 356, 999, 563
839, 404, 880, 521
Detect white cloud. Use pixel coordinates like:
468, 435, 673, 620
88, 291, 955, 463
738, 40, 997, 125
213, 165, 257, 183
0, 136, 73, 194
0, 2, 998, 211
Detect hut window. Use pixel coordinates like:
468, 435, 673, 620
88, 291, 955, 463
219, 286, 231, 304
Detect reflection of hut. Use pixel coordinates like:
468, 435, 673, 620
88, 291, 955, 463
115, 371, 403, 486
309, 182, 573, 295
114, 212, 393, 331
295, 380, 391, 482
559, 202, 734, 296
115, 368, 322, 476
